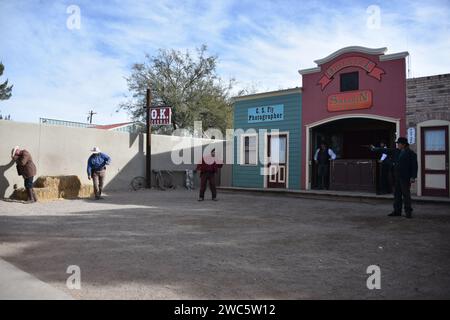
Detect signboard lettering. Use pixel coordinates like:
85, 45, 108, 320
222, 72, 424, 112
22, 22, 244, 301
248, 105, 284, 123
318, 56, 385, 90
327, 90, 373, 112
150, 106, 172, 125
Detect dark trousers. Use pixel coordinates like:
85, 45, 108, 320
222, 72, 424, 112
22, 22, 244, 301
92, 170, 105, 197
393, 178, 412, 214
317, 164, 329, 189
24, 176, 34, 189
199, 172, 216, 199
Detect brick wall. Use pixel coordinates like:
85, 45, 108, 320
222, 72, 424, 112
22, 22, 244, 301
406, 73, 450, 129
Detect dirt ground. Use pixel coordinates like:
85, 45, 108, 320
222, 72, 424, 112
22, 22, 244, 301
0, 189, 449, 299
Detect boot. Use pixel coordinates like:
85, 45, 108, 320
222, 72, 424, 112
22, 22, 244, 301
388, 211, 401, 217
25, 188, 35, 203
31, 188, 37, 202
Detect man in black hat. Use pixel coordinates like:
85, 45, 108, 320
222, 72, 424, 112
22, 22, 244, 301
371, 137, 418, 218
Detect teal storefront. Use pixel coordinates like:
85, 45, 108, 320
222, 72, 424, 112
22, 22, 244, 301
232, 88, 302, 189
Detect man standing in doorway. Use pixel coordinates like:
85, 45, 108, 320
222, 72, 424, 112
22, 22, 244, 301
314, 142, 336, 190
11, 146, 37, 203
87, 147, 111, 200
197, 149, 223, 201
376, 141, 392, 195
371, 137, 418, 218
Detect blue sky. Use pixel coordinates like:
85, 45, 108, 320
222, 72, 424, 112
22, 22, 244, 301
0, 0, 449, 124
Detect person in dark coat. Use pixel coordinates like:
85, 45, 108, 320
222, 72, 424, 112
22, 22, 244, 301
11, 146, 37, 203
371, 137, 418, 218
376, 141, 392, 195
197, 149, 223, 201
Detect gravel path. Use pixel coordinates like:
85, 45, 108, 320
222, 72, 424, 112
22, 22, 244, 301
0, 190, 449, 299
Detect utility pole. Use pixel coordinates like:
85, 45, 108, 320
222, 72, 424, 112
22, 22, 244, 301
146, 89, 152, 188
87, 110, 97, 124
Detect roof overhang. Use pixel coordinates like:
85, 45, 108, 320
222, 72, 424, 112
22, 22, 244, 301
232, 87, 302, 103
314, 46, 387, 65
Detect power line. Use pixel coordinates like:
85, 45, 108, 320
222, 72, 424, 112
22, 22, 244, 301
87, 110, 97, 124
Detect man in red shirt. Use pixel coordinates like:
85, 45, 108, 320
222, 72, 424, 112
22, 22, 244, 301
197, 149, 223, 201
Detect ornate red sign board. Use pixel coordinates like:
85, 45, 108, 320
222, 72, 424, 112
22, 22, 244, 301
318, 56, 385, 90
327, 90, 373, 112
150, 106, 172, 125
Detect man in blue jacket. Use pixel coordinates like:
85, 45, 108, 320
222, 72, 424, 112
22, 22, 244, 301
87, 147, 111, 200
371, 137, 418, 218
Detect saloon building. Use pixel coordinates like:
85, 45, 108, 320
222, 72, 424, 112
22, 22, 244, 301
232, 46, 450, 197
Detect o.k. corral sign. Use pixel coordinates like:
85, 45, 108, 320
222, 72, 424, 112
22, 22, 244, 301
248, 104, 284, 123
151, 106, 172, 125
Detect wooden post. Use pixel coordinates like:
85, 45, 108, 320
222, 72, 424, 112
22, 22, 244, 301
146, 89, 152, 188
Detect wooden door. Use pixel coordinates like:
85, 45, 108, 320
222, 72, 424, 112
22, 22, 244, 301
267, 134, 288, 188
421, 126, 449, 197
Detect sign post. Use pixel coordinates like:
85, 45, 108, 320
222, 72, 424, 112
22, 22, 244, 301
144, 89, 172, 189
146, 89, 152, 188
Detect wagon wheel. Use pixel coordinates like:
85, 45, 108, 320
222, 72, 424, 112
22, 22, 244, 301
131, 176, 146, 191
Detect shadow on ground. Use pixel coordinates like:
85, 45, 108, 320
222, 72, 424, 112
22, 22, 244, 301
0, 190, 450, 299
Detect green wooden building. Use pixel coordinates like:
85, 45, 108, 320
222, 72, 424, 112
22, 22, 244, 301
232, 88, 302, 189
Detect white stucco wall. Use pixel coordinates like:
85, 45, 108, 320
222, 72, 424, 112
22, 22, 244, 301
0, 121, 230, 198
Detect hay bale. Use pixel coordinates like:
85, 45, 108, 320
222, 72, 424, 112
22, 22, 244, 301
34, 187, 59, 201
10, 175, 94, 202
78, 185, 94, 198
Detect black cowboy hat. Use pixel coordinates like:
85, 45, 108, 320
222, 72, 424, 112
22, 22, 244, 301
396, 137, 409, 145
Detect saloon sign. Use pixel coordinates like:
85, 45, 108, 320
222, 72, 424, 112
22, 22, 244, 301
150, 106, 172, 125
318, 56, 385, 90
328, 90, 373, 112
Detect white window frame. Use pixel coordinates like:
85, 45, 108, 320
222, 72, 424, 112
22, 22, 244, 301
240, 133, 258, 166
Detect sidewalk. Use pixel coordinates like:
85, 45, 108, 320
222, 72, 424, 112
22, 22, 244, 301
218, 186, 450, 204
0, 258, 73, 300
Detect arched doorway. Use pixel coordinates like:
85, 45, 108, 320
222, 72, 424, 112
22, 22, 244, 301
305, 114, 400, 191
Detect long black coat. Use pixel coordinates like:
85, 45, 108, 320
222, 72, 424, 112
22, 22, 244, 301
373, 147, 418, 182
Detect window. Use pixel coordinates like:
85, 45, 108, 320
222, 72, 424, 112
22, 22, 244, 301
340, 71, 359, 92
269, 135, 287, 164
241, 134, 258, 165
425, 129, 446, 151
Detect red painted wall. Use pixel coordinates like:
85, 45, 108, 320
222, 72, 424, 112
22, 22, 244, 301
301, 51, 407, 189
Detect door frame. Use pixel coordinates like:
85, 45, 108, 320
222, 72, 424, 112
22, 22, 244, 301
419, 124, 450, 197
304, 114, 400, 190
416, 120, 450, 197
263, 131, 290, 189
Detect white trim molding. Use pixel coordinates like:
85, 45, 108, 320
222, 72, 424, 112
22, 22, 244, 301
314, 46, 387, 65
379, 51, 409, 61
415, 120, 450, 197
298, 46, 408, 76
233, 87, 302, 102
263, 131, 290, 189
239, 133, 258, 166
298, 67, 322, 75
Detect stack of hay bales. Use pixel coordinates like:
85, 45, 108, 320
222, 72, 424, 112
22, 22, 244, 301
10, 175, 94, 202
